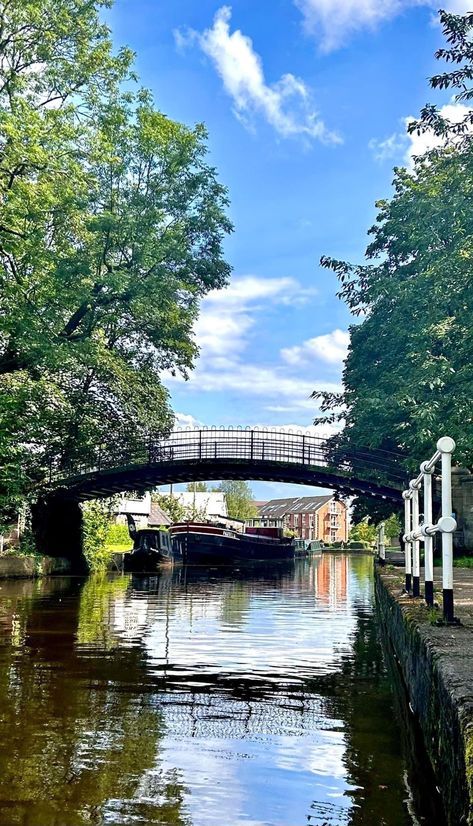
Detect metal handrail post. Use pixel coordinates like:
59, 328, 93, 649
378, 522, 386, 565
403, 492, 412, 592
411, 480, 421, 597
421, 462, 434, 606
438, 437, 456, 622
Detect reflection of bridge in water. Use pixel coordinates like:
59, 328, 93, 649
51, 427, 407, 502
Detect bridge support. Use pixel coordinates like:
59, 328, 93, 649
31, 496, 87, 571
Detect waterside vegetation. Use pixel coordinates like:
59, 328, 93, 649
315, 11, 473, 523
0, 0, 232, 532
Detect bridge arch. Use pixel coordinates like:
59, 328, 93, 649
33, 429, 407, 562
50, 428, 406, 502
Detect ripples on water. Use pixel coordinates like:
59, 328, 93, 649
0, 555, 438, 825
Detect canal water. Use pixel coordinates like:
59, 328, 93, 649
0, 555, 442, 826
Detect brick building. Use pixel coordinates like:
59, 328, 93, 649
257, 495, 348, 543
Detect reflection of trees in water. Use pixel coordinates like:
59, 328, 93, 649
319, 602, 441, 826
0, 577, 191, 826
0, 561, 441, 826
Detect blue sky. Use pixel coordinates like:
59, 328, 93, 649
107, 0, 466, 498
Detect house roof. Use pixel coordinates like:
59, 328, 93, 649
258, 495, 333, 518
148, 502, 172, 526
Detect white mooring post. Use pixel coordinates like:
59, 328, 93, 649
378, 522, 386, 565
410, 480, 421, 597
402, 436, 457, 620
421, 461, 434, 606
403, 492, 412, 592
438, 436, 456, 623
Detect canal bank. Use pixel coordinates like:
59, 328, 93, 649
0, 553, 70, 578
376, 566, 473, 826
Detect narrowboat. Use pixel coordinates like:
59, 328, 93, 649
124, 515, 182, 572
169, 522, 296, 565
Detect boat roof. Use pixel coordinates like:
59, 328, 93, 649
259, 495, 333, 518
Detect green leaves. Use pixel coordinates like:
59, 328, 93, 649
0, 0, 232, 522
316, 16, 473, 514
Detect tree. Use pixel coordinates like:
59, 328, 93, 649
313, 11, 473, 519
409, 11, 473, 144
0, 0, 232, 524
383, 513, 402, 542
186, 482, 208, 492
217, 481, 257, 521
151, 492, 207, 523
151, 493, 187, 524
349, 519, 377, 545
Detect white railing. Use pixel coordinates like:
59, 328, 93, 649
402, 436, 457, 622
377, 522, 386, 564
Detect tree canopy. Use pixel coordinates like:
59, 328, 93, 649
217, 481, 257, 521
0, 0, 232, 524
186, 482, 208, 492
314, 10, 473, 517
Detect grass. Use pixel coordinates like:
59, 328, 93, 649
105, 542, 132, 553
454, 556, 473, 568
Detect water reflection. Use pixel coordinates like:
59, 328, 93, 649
0, 556, 437, 825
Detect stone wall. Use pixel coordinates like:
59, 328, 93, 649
0, 555, 71, 579
376, 570, 473, 826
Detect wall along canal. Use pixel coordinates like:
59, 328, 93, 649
0, 555, 443, 825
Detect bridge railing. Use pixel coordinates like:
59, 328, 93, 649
49, 427, 407, 494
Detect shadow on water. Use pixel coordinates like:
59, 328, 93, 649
375, 600, 446, 826
0, 556, 446, 825
0, 576, 190, 826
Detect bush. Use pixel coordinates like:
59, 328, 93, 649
82, 501, 112, 573
106, 523, 131, 546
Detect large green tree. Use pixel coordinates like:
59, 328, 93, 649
0, 0, 232, 522
314, 11, 473, 519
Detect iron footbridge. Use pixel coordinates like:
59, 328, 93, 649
49, 428, 407, 502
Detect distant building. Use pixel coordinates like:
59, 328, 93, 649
148, 502, 172, 527
257, 495, 348, 543
114, 493, 152, 528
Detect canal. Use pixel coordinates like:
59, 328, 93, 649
0, 555, 443, 825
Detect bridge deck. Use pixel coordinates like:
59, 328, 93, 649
47, 428, 407, 502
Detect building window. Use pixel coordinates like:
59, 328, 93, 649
294, 514, 299, 527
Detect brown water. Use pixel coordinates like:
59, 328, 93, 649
0, 555, 442, 826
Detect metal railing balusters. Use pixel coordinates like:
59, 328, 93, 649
403, 436, 457, 622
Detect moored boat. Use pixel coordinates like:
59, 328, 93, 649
169, 522, 296, 565
124, 515, 182, 572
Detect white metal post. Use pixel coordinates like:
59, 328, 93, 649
411, 481, 421, 597
403, 492, 412, 592
422, 463, 434, 606
438, 437, 456, 622
378, 522, 386, 564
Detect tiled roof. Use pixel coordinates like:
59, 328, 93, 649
258, 495, 333, 518
148, 502, 172, 526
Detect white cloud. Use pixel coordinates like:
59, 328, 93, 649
258, 421, 343, 438
295, 0, 472, 52
174, 412, 203, 429
368, 132, 407, 163
167, 361, 341, 399
176, 6, 341, 143
369, 102, 472, 167
281, 329, 349, 366
195, 275, 317, 359
405, 103, 472, 161
164, 277, 343, 427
